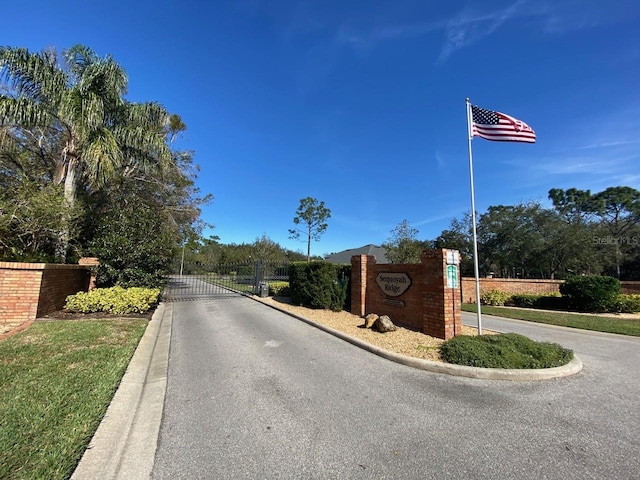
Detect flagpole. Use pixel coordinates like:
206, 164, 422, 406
466, 98, 483, 335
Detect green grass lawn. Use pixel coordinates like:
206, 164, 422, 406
462, 304, 640, 336
0, 319, 147, 480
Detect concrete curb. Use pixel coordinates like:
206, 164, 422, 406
71, 302, 173, 480
253, 297, 583, 381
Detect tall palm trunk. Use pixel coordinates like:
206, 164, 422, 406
63, 156, 79, 207
55, 154, 79, 263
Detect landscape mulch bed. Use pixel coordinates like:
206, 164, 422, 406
257, 297, 483, 362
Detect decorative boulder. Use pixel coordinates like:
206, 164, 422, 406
371, 315, 397, 333
363, 313, 379, 328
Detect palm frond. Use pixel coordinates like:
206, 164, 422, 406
59, 88, 105, 136
127, 102, 169, 132
63, 45, 99, 82
78, 57, 128, 101
114, 124, 173, 170
0, 96, 53, 127
0, 46, 67, 103
83, 128, 122, 187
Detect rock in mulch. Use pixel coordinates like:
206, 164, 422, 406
371, 315, 397, 333
363, 313, 379, 328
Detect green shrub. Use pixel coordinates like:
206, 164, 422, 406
560, 275, 620, 312
329, 278, 349, 312
439, 333, 574, 369
337, 264, 351, 311
480, 289, 511, 306
534, 293, 568, 310
268, 281, 291, 297
508, 293, 566, 310
607, 294, 640, 313
96, 264, 167, 290
65, 286, 160, 314
507, 293, 539, 308
87, 196, 176, 289
289, 262, 350, 311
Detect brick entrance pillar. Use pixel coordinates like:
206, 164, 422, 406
420, 249, 462, 340
78, 257, 99, 290
350, 255, 375, 317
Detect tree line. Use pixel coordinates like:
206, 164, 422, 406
413, 186, 639, 280
180, 196, 331, 269
180, 234, 311, 269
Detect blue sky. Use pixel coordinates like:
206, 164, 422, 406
5, 1, 640, 257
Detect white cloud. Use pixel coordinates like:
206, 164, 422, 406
329, 1, 635, 62
438, 0, 527, 61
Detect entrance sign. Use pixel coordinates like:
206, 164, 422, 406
376, 272, 411, 297
351, 249, 462, 340
446, 265, 458, 288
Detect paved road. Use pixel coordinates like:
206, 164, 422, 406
152, 298, 640, 479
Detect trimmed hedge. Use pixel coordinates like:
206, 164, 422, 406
289, 262, 350, 311
507, 293, 539, 308
473, 280, 636, 314
439, 333, 574, 369
65, 286, 160, 314
508, 293, 568, 311
560, 275, 620, 312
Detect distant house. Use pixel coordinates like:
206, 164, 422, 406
324, 244, 390, 264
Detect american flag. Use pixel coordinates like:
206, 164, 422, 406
471, 105, 536, 143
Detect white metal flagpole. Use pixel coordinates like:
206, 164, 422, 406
466, 98, 483, 335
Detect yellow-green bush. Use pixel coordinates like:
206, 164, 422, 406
65, 286, 160, 314
268, 281, 290, 297
607, 294, 640, 313
479, 289, 511, 306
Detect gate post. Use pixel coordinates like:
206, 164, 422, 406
253, 260, 261, 294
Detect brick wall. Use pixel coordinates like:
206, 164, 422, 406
621, 281, 640, 294
38, 265, 91, 316
461, 278, 562, 304
461, 277, 640, 303
0, 262, 91, 325
351, 249, 462, 340
0, 262, 43, 324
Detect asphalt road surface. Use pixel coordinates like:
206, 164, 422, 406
152, 298, 640, 479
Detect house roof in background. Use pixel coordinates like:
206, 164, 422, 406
324, 244, 390, 264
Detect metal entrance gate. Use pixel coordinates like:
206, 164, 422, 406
163, 261, 289, 302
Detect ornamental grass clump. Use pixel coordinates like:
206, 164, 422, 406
65, 286, 160, 314
439, 333, 573, 369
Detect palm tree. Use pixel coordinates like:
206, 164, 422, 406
0, 45, 174, 261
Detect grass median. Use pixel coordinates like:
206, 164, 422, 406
0, 318, 148, 480
462, 304, 640, 336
